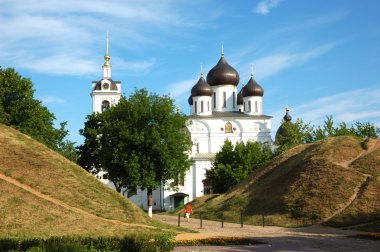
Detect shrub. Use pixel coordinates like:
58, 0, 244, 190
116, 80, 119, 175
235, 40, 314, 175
0, 233, 174, 252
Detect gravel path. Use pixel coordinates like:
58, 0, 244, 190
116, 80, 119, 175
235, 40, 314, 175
153, 214, 379, 252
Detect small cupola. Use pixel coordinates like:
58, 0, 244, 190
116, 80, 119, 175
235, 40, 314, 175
191, 75, 213, 97
191, 66, 212, 97
243, 72, 264, 97
275, 106, 292, 144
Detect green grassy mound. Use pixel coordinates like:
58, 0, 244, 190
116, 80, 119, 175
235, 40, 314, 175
0, 124, 177, 239
179, 136, 379, 229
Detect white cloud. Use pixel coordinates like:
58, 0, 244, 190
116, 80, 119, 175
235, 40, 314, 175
39, 96, 66, 104
0, 0, 208, 76
17, 54, 99, 76
251, 42, 339, 79
112, 57, 156, 75
253, 0, 283, 15
167, 79, 196, 100
271, 87, 380, 134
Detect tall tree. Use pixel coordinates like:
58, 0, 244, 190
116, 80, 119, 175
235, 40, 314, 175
0, 67, 77, 161
208, 140, 272, 193
78, 89, 191, 217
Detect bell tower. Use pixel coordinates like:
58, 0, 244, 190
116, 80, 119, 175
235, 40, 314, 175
91, 32, 121, 114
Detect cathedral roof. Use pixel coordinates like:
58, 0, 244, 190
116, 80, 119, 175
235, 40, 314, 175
93, 79, 120, 91
206, 55, 240, 86
189, 111, 272, 119
191, 75, 213, 97
243, 75, 264, 97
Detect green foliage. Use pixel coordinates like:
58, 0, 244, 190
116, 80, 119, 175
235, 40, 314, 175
312, 116, 379, 140
276, 115, 379, 154
275, 119, 313, 154
208, 140, 273, 193
78, 88, 192, 195
0, 234, 174, 252
0, 67, 77, 162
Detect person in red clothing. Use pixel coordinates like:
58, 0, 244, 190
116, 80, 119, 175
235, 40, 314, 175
184, 203, 193, 222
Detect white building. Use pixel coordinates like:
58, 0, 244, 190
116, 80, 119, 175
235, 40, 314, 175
91, 39, 272, 211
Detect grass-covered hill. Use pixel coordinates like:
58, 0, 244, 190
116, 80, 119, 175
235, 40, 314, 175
0, 124, 168, 239
187, 136, 379, 229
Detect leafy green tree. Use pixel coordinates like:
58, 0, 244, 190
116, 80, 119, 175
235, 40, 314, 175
276, 119, 314, 154
351, 121, 379, 138
0, 67, 77, 161
78, 89, 191, 217
208, 139, 272, 193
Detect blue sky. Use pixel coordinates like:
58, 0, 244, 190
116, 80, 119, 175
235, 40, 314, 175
1, 0, 380, 145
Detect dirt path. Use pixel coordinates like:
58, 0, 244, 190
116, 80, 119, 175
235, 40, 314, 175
325, 138, 379, 222
323, 174, 371, 222
0, 172, 156, 230
337, 138, 379, 168
154, 214, 379, 252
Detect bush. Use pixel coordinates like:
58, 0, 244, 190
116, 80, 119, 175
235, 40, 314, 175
0, 233, 174, 252
360, 138, 369, 150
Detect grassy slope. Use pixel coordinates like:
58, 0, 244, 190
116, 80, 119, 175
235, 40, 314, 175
185, 136, 379, 228
0, 124, 170, 238
327, 146, 380, 231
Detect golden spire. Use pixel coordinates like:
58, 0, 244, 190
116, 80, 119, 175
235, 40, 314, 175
250, 65, 254, 77
221, 41, 224, 57
285, 96, 289, 113
103, 32, 111, 67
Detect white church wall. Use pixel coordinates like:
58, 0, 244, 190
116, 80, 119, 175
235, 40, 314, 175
211, 85, 237, 112
192, 96, 212, 116
92, 94, 120, 114
243, 96, 263, 115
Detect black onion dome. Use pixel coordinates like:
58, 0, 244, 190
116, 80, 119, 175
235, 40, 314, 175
188, 95, 193, 105
237, 88, 244, 105
275, 109, 292, 144
242, 76, 264, 97
283, 111, 292, 122
207, 56, 240, 86
191, 76, 213, 97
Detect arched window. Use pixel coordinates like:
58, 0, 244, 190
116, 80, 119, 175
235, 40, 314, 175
232, 92, 236, 108
213, 92, 216, 108
223, 92, 226, 108
101, 100, 110, 112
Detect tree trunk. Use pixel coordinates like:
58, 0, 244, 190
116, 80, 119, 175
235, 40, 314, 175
147, 188, 153, 218
114, 182, 122, 193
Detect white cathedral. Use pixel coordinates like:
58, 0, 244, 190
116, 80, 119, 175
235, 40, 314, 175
91, 37, 273, 211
